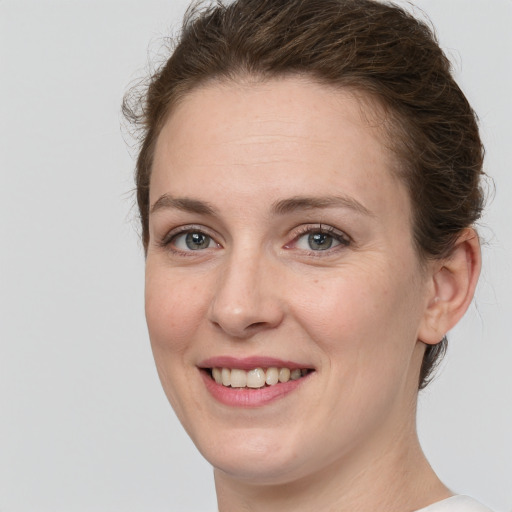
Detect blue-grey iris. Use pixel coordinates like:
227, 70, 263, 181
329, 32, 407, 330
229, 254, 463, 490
308, 232, 332, 250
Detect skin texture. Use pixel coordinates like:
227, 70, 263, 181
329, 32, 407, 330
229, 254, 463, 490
144, 77, 480, 512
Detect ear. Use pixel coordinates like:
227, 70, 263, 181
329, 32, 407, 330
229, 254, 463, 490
419, 228, 482, 345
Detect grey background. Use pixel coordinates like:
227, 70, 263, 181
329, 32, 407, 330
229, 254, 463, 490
1, 1, 510, 511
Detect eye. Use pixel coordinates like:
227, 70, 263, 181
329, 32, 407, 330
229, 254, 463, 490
289, 225, 350, 252
159, 226, 220, 254
299, 232, 337, 251
173, 231, 217, 251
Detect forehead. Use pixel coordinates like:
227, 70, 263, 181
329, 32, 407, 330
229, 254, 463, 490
151, 77, 407, 220
155, 77, 393, 161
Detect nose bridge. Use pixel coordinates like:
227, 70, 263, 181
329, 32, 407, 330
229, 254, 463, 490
208, 242, 283, 338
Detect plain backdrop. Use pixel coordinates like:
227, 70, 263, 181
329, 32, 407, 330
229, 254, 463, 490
0, 1, 511, 511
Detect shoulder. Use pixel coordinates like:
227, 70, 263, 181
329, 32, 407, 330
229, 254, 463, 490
415, 495, 494, 512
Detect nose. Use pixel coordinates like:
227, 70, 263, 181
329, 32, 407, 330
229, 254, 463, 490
207, 249, 284, 339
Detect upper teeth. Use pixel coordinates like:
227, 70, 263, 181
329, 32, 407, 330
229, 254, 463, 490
211, 367, 308, 388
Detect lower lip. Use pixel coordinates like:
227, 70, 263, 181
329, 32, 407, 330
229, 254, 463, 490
200, 370, 310, 408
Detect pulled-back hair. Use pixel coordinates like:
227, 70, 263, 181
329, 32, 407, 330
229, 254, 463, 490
123, 0, 485, 388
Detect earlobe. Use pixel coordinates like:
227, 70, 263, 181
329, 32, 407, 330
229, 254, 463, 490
419, 228, 482, 345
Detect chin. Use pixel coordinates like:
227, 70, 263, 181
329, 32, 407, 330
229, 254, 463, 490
188, 423, 315, 484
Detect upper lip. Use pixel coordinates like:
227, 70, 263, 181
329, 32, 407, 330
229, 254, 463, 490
198, 356, 314, 371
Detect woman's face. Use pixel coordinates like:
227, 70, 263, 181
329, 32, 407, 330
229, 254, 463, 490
145, 77, 434, 485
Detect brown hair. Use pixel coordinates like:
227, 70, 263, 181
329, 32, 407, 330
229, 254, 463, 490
123, 0, 485, 388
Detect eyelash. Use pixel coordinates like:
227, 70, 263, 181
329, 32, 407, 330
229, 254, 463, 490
158, 223, 351, 256
287, 224, 351, 254
159, 225, 220, 255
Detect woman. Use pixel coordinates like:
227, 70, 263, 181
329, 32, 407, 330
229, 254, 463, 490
124, 0, 490, 510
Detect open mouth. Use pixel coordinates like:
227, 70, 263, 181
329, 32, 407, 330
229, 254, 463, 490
205, 367, 314, 389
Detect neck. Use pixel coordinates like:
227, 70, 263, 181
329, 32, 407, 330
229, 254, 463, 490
215, 415, 450, 512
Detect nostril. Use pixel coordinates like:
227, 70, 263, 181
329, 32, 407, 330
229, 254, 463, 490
247, 321, 267, 330
210, 319, 271, 337
208, 282, 284, 337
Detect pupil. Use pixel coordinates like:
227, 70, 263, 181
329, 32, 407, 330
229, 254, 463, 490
308, 232, 332, 250
186, 232, 210, 250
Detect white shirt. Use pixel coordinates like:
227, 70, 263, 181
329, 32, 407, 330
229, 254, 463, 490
416, 495, 493, 511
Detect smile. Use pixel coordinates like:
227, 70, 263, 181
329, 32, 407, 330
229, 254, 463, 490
209, 367, 311, 388
199, 357, 315, 407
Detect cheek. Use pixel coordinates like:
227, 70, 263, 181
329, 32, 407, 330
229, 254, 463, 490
292, 267, 425, 434
145, 267, 208, 355
292, 263, 423, 367
144, 267, 212, 421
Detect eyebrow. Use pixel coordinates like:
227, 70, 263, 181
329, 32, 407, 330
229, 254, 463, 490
150, 194, 217, 216
149, 193, 372, 217
271, 195, 373, 216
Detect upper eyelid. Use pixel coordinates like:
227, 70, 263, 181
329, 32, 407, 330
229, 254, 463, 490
160, 224, 221, 247
283, 224, 352, 255
157, 222, 351, 248
292, 223, 351, 241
